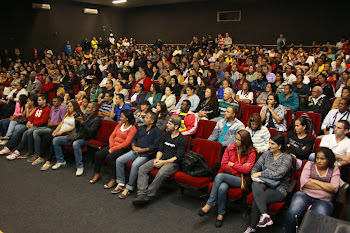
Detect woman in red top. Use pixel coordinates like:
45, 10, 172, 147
38, 76, 55, 94
198, 129, 257, 227
90, 109, 137, 189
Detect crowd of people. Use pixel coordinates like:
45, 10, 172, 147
0, 32, 349, 233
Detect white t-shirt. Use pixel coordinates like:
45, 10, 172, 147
320, 134, 350, 156
283, 73, 297, 84
236, 90, 253, 103
321, 109, 350, 132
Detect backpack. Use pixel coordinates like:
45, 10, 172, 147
181, 151, 212, 177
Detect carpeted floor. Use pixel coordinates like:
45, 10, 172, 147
0, 153, 348, 233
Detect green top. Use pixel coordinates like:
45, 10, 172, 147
145, 92, 163, 108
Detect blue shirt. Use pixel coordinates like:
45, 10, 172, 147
218, 122, 232, 143
132, 125, 162, 157
113, 103, 131, 122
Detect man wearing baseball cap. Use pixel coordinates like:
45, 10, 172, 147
133, 116, 188, 206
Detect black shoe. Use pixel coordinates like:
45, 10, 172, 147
215, 218, 223, 228
197, 208, 210, 217
132, 195, 150, 206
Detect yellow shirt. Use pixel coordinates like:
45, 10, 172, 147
91, 40, 98, 49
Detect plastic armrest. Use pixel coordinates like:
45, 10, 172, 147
287, 180, 297, 193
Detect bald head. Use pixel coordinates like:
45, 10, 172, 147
311, 86, 322, 98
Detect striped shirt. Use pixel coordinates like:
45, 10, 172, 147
99, 101, 113, 113
218, 99, 239, 117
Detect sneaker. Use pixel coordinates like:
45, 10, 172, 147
6, 150, 21, 160
41, 162, 52, 171
111, 184, 126, 194
257, 214, 273, 228
76, 167, 84, 176
32, 157, 45, 166
119, 188, 131, 199
243, 227, 256, 233
27, 155, 38, 163
0, 147, 11, 155
52, 161, 67, 170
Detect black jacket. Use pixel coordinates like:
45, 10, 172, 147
67, 113, 101, 144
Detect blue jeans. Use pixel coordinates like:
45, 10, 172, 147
32, 127, 53, 157
5, 120, 19, 137
285, 191, 334, 233
53, 136, 89, 168
206, 173, 242, 215
116, 150, 150, 191
0, 118, 10, 136
16, 126, 40, 153
6, 124, 27, 149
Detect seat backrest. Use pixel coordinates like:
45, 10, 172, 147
185, 136, 192, 152
313, 138, 321, 153
268, 128, 278, 136
295, 111, 322, 136
241, 105, 262, 126
95, 120, 119, 141
191, 138, 221, 167
286, 109, 293, 127
195, 120, 216, 139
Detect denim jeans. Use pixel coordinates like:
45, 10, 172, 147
6, 124, 27, 149
5, 120, 19, 137
0, 118, 10, 136
15, 126, 41, 154
284, 191, 334, 233
206, 173, 242, 215
116, 150, 150, 191
32, 127, 53, 157
53, 136, 89, 168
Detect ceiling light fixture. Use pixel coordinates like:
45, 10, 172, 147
112, 0, 127, 4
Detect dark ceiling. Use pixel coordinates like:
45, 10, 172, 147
72, 0, 205, 8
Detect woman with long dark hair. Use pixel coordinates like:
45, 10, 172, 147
90, 109, 137, 188
145, 83, 163, 108
244, 133, 292, 233
260, 93, 287, 132
195, 86, 219, 120
284, 147, 340, 233
198, 130, 257, 228
155, 101, 169, 132
251, 71, 268, 92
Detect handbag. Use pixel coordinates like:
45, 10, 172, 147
13, 115, 28, 124
181, 151, 212, 177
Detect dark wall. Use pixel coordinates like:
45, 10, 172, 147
124, 0, 349, 46
0, 0, 125, 61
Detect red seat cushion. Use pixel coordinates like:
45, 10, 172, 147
247, 193, 285, 214
88, 139, 107, 149
125, 162, 133, 170
208, 182, 243, 201
174, 171, 212, 189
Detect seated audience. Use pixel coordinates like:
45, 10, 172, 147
215, 87, 239, 121
208, 106, 245, 151
217, 79, 231, 100
332, 86, 350, 109
195, 86, 219, 120
114, 112, 161, 199
154, 101, 170, 132
160, 86, 176, 111
80, 96, 89, 114
284, 148, 340, 233
245, 113, 270, 154
134, 101, 151, 127
172, 100, 199, 136
145, 83, 162, 109
90, 79, 103, 102
110, 93, 131, 122
169, 75, 182, 97
175, 85, 200, 112
321, 98, 350, 135
114, 80, 129, 102
292, 74, 310, 99
299, 86, 330, 120
278, 84, 299, 115
315, 73, 334, 99
52, 102, 101, 176
235, 81, 254, 104
132, 116, 188, 206
132, 69, 152, 93
260, 93, 287, 132
251, 71, 268, 92
256, 82, 276, 107
244, 133, 292, 233
285, 115, 314, 162
98, 91, 114, 120
129, 83, 146, 108
198, 130, 256, 227
90, 109, 136, 186
274, 71, 286, 93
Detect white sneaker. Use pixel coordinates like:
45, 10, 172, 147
6, 150, 20, 160
0, 139, 8, 146
0, 147, 11, 155
76, 167, 84, 176
52, 161, 67, 170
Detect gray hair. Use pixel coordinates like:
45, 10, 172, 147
224, 87, 234, 95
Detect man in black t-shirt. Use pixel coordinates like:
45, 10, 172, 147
133, 116, 188, 206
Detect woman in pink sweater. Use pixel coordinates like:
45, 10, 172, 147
198, 129, 257, 228
284, 147, 340, 233
90, 109, 137, 189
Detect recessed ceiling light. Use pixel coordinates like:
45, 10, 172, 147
112, 0, 127, 4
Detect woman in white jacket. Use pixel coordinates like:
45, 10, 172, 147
160, 86, 176, 111
245, 113, 270, 154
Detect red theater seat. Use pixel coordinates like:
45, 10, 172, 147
194, 120, 216, 139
